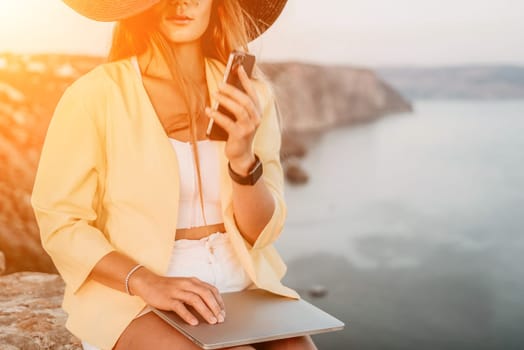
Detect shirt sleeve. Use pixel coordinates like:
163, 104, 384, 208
31, 80, 115, 294
249, 81, 287, 250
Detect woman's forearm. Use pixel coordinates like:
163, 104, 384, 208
231, 177, 275, 246
88, 251, 225, 326
87, 251, 155, 296
207, 66, 281, 245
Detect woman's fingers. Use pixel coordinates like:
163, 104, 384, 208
146, 276, 226, 325
164, 277, 226, 325
214, 89, 258, 126
206, 107, 237, 136
217, 71, 261, 122
175, 290, 219, 325
205, 100, 257, 140
237, 65, 261, 112
184, 278, 225, 321
214, 91, 253, 124
170, 299, 199, 326
196, 279, 226, 311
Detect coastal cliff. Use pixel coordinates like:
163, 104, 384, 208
262, 62, 412, 134
0, 53, 411, 275
260, 62, 412, 183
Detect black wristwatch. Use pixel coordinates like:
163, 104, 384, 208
228, 155, 263, 186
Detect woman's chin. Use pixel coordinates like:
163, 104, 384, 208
163, 31, 204, 45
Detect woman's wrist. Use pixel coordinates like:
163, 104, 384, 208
127, 265, 156, 298
229, 154, 256, 176
124, 264, 143, 295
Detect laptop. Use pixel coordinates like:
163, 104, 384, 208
152, 288, 345, 349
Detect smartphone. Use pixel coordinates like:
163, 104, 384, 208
206, 50, 256, 141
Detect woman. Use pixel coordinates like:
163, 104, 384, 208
32, 0, 317, 349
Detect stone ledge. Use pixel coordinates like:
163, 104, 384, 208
0, 272, 81, 349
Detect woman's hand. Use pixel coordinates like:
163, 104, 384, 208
129, 269, 225, 326
205, 66, 262, 175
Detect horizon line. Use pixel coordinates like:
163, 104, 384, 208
1, 51, 523, 69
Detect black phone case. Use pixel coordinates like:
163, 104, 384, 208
207, 51, 256, 141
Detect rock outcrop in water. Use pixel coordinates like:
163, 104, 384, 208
0, 53, 411, 275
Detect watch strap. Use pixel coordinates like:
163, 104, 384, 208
228, 155, 263, 186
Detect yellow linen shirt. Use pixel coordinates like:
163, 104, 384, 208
31, 56, 298, 350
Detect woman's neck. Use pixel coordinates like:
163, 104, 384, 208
138, 41, 206, 83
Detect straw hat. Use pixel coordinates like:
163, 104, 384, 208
62, 0, 287, 40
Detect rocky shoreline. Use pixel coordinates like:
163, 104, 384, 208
0, 272, 81, 349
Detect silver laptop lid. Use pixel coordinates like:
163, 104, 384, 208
153, 288, 345, 350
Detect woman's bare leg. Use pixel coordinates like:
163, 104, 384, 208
113, 312, 255, 350
255, 336, 318, 350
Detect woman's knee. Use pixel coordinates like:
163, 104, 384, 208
113, 312, 204, 350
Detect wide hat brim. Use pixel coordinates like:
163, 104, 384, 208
62, 0, 287, 41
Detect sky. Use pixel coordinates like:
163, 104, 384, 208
0, 0, 523, 67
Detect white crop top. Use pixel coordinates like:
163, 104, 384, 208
169, 139, 223, 229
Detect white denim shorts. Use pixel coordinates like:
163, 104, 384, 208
82, 232, 253, 350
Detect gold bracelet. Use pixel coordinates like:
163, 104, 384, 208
124, 264, 143, 296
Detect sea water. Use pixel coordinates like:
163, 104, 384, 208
277, 100, 524, 350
